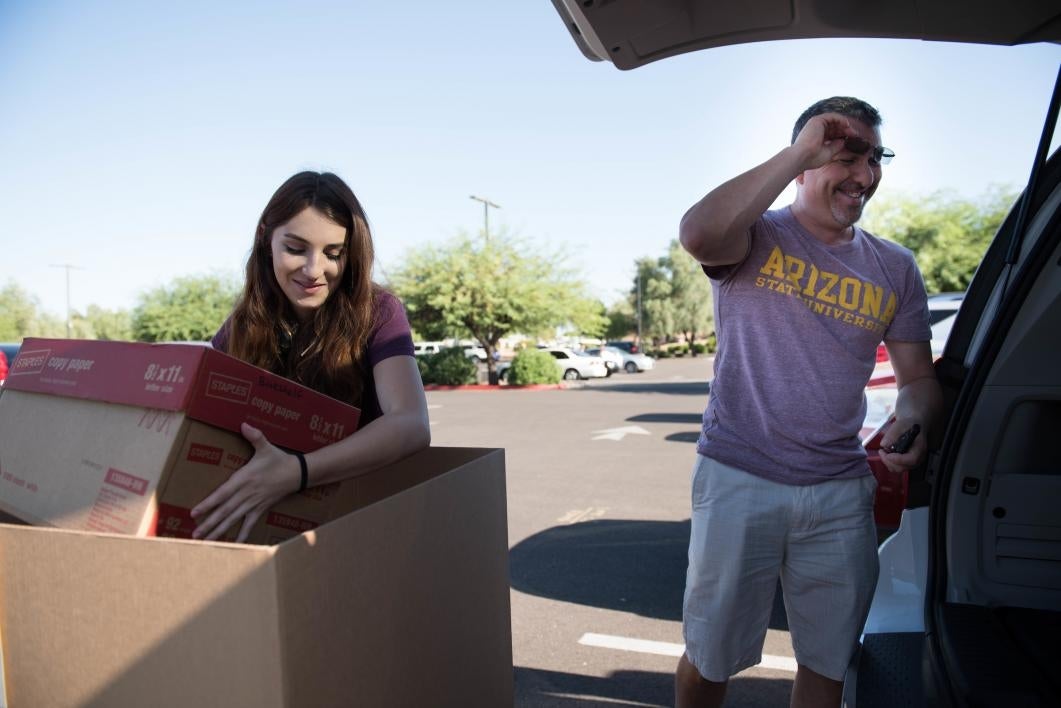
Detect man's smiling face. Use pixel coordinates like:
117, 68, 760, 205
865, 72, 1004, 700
795, 118, 883, 232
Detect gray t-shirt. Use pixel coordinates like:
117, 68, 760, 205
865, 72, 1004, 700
697, 207, 931, 484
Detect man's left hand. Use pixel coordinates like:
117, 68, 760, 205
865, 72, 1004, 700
878, 418, 926, 475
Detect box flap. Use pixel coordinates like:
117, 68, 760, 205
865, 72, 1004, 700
272, 447, 512, 706
0, 524, 286, 708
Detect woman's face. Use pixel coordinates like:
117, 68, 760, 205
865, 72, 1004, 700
269, 206, 348, 322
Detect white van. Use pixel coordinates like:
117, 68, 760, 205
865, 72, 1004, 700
412, 342, 444, 356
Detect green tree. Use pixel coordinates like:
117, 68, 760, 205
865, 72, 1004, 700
0, 281, 65, 341
863, 187, 1017, 293
604, 300, 636, 341
66, 305, 134, 341
628, 244, 713, 351
633, 257, 675, 345
391, 231, 602, 384
131, 274, 240, 342
662, 239, 713, 354
420, 347, 478, 386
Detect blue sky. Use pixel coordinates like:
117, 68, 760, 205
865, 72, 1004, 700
2, 1, 1059, 319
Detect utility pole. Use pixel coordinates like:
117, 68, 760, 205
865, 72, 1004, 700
468, 195, 501, 243
637, 271, 643, 351
50, 263, 85, 338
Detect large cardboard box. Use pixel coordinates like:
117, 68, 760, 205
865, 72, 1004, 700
0, 446, 513, 707
0, 338, 362, 544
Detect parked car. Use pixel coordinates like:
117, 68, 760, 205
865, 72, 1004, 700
412, 341, 444, 357
605, 340, 640, 355
546, 348, 609, 381
875, 292, 964, 364
496, 347, 609, 382
463, 345, 500, 362
929, 312, 957, 359
585, 347, 622, 374
862, 293, 965, 438
612, 346, 655, 374
551, 3, 1061, 706
0, 343, 20, 387
592, 345, 655, 374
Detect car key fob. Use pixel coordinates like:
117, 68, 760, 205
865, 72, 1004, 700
886, 424, 921, 454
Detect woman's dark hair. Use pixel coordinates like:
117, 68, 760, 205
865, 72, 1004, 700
227, 171, 377, 404
791, 96, 882, 144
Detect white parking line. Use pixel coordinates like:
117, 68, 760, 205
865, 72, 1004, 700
557, 507, 607, 524
578, 633, 798, 673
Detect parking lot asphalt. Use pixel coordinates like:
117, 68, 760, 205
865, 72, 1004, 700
425, 356, 797, 707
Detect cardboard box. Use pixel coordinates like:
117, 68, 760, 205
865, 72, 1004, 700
0, 338, 361, 544
0, 446, 513, 707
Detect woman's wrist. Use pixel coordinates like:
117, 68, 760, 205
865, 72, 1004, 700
287, 450, 308, 493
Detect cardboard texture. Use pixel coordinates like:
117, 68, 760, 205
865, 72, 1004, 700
0, 446, 513, 707
0, 338, 358, 543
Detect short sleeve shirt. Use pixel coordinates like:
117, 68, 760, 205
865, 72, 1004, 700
697, 207, 931, 484
212, 290, 415, 425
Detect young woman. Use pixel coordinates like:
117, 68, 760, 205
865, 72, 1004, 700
191, 171, 430, 542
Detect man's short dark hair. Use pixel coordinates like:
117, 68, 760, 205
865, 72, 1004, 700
791, 97, 882, 144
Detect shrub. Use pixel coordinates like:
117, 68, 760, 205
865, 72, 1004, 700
654, 348, 671, 359
704, 334, 718, 353
415, 355, 432, 382
423, 347, 477, 386
507, 349, 561, 385
691, 342, 707, 355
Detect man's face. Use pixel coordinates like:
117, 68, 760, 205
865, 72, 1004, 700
796, 118, 883, 230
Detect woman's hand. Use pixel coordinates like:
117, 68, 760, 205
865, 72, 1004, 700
190, 422, 300, 542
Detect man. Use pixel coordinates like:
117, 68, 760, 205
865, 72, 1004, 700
675, 97, 942, 708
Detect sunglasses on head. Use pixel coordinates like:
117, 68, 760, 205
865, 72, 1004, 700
843, 136, 895, 165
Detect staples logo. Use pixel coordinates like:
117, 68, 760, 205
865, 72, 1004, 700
205, 372, 252, 404
187, 443, 223, 466
9, 348, 50, 376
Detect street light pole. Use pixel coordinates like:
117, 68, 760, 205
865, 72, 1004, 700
50, 263, 84, 338
637, 271, 643, 351
468, 195, 500, 243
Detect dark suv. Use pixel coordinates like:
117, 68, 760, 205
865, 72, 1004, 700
552, 2, 1061, 705
605, 340, 639, 355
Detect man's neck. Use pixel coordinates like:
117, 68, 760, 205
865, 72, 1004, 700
789, 203, 855, 246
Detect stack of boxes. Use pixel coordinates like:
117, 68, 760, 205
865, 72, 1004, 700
0, 339, 512, 707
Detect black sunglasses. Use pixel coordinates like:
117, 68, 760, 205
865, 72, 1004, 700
843, 136, 895, 165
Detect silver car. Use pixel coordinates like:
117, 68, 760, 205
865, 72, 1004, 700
602, 345, 654, 374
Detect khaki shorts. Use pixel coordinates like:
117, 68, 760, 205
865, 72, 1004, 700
682, 455, 879, 682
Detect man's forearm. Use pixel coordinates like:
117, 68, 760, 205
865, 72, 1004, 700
679, 144, 809, 266
894, 375, 944, 441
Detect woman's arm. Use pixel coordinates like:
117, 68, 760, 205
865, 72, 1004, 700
191, 355, 431, 542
